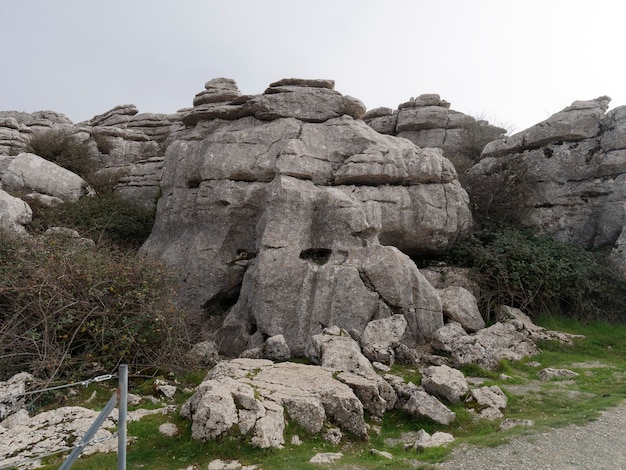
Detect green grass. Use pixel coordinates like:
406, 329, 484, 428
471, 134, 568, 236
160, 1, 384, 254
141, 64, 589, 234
35, 317, 626, 469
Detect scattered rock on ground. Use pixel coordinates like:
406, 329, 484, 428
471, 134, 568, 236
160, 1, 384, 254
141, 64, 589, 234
421, 364, 469, 404
309, 452, 344, 464
538, 368, 580, 381
412, 429, 455, 450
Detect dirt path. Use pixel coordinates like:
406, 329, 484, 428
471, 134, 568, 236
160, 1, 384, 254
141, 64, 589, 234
435, 401, 626, 470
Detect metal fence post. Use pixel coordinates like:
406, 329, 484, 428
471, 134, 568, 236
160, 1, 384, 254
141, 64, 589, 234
58, 393, 118, 470
117, 364, 128, 470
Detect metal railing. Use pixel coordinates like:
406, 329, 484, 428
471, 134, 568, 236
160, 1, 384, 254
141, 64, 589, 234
0, 364, 128, 470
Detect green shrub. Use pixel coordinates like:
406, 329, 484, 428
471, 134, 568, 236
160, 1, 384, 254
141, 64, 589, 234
444, 221, 626, 323
0, 231, 190, 381
30, 193, 155, 249
27, 128, 97, 180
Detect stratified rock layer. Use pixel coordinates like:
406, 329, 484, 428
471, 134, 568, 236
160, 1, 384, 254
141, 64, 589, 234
141, 78, 473, 356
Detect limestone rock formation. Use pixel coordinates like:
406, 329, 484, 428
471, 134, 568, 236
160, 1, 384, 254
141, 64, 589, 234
431, 320, 541, 370
180, 358, 370, 447
140, 78, 473, 357
364, 94, 506, 159
469, 96, 626, 275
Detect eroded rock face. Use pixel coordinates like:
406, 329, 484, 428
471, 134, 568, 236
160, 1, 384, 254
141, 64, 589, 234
141, 78, 473, 357
470, 96, 626, 275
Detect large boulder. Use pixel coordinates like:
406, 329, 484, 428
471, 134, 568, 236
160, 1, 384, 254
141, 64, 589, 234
181, 359, 371, 446
140, 78, 473, 356
1, 152, 91, 202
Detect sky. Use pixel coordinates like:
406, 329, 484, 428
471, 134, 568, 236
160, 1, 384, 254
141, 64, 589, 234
1, 0, 624, 133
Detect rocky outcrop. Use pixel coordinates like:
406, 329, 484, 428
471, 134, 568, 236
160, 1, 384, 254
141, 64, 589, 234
364, 94, 506, 159
180, 358, 370, 447
469, 96, 626, 275
0, 105, 181, 210
431, 319, 541, 370
140, 78, 473, 357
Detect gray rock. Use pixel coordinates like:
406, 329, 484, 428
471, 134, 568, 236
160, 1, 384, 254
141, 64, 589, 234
370, 448, 394, 459
468, 96, 626, 276
466, 385, 508, 420
0, 188, 31, 234
181, 359, 369, 446
141, 79, 472, 358
538, 368, 580, 381
404, 388, 457, 425
306, 328, 376, 376
158, 422, 179, 437
2, 152, 91, 202
193, 78, 242, 107
412, 429, 455, 450
432, 321, 541, 370
309, 452, 343, 464
360, 314, 408, 364
421, 365, 469, 404
262, 334, 291, 361
0, 372, 35, 421
0, 406, 118, 468
438, 286, 485, 332
499, 418, 535, 431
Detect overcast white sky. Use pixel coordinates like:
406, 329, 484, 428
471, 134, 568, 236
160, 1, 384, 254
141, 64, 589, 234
1, 0, 624, 132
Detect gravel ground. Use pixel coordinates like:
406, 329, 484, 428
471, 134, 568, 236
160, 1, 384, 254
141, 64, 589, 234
435, 401, 626, 470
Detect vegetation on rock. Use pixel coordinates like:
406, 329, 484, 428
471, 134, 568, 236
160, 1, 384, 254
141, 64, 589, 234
444, 221, 626, 323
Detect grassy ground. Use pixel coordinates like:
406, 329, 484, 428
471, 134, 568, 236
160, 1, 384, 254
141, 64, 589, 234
36, 316, 626, 470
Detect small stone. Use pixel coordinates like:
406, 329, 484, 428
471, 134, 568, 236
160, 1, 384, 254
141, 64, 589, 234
538, 368, 579, 381
127, 393, 142, 406
291, 435, 302, 446
323, 427, 343, 445
309, 452, 344, 464
412, 429, 455, 450
158, 422, 179, 437
207, 459, 242, 470
526, 361, 541, 368
156, 384, 177, 398
370, 448, 393, 459
499, 418, 535, 431
373, 361, 391, 372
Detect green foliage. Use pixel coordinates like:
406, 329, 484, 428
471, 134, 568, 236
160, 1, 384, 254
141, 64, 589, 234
445, 221, 626, 322
30, 193, 155, 249
0, 231, 190, 381
27, 128, 96, 179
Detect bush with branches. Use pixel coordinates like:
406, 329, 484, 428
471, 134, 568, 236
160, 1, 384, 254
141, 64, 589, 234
27, 128, 97, 179
444, 221, 626, 323
29, 193, 155, 249
0, 231, 191, 381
